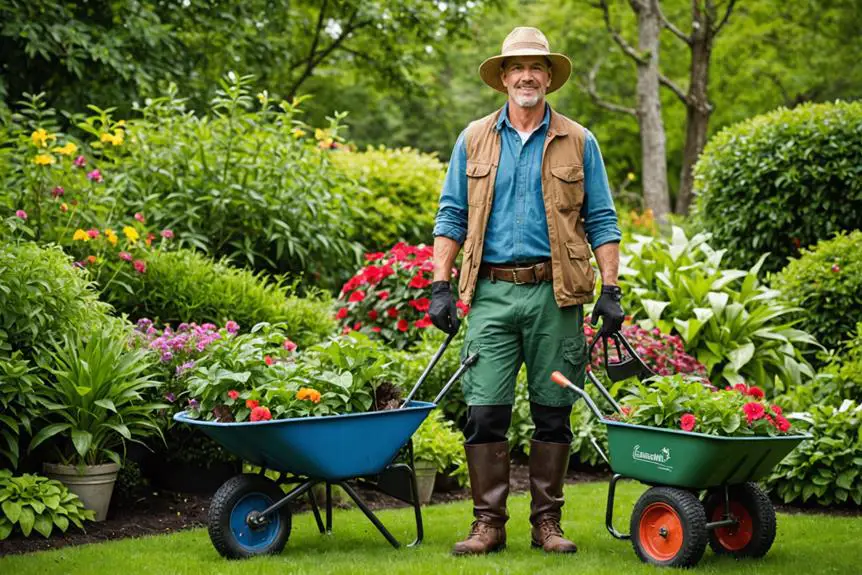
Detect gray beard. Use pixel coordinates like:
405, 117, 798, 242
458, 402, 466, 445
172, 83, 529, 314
513, 93, 541, 107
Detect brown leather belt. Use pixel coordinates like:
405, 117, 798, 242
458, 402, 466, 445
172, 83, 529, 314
478, 260, 552, 284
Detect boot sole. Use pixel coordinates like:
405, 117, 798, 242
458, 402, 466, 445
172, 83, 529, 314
531, 541, 578, 553
451, 543, 507, 557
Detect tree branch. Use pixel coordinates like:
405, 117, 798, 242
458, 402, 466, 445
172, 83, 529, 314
594, 0, 648, 66
579, 60, 638, 117
658, 4, 692, 45
659, 72, 689, 104
713, 0, 737, 35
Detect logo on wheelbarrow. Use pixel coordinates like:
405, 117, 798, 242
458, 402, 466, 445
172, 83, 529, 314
632, 445, 673, 472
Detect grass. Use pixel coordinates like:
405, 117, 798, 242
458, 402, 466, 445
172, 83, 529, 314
1, 481, 859, 574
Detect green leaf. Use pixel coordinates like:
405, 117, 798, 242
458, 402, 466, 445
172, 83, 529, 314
2, 499, 22, 523
94, 399, 117, 412
836, 470, 855, 490
53, 513, 69, 532
28, 423, 72, 452
641, 299, 670, 324
727, 342, 755, 371
0, 518, 12, 540
33, 513, 53, 538
71, 429, 93, 459
18, 506, 34, 536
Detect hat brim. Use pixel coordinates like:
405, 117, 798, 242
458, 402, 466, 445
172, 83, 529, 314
478, 51, 572, 94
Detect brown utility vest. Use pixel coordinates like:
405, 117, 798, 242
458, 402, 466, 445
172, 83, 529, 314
458, 106, 596, 308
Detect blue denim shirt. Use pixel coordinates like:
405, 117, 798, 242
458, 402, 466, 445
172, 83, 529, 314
433, 103, 621, 264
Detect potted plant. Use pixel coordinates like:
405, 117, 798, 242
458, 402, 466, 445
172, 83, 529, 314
411, 411, 468, 505
29, 323, 165, 521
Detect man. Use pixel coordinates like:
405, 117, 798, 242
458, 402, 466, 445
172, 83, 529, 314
429, 27, 624, 556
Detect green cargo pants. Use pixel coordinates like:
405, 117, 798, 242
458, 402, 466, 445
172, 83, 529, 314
460, 277, 588, 407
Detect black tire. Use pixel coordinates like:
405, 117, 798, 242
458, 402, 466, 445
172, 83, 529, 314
703, 482, 776, 559
631, 486, 708, 568
208, 474, 292, 559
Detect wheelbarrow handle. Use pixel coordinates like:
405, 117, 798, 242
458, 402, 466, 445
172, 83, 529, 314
551, 371, 608, 421
401, 331, 478, 408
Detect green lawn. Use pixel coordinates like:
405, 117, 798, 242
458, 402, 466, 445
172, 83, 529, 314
2, 481, 859, 574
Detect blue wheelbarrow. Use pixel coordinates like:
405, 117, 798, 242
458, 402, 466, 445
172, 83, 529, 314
174, 332, 477, 559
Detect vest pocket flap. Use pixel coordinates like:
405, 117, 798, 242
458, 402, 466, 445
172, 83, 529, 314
551, 165, 585, 183
466, 161, 493, 178
566, 241, 592, 260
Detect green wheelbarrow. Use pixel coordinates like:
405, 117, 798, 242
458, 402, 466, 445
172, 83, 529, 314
552, 332, 809, 568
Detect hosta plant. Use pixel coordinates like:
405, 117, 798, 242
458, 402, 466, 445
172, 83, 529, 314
618, 226, 817, 393
767, 400, 862, 507
0, 469, 95, 539
617, 375, 793, 437
412, 411, 468, 485
335, 242, 468, 349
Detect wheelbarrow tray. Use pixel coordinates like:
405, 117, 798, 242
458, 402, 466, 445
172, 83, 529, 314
605, 420, 808, 489
173, 400, 435, 481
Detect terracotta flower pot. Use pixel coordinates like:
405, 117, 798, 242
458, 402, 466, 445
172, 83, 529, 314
43, 462, 120, 521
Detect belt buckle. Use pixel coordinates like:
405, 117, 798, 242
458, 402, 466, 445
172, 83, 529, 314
512, 268, 525, 285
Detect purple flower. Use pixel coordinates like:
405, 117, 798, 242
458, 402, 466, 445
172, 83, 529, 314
225, 320, 239, 334
160, 351, 173, 362
160, 229, 174, 239
178, 323, 190, 332
188, 398, 199, 409
15, 209, 28, 220
176, 360, 196, 377
52, 186, 65, 198
201, 323, 217, 331
87, 169, 103, 183
74, 155, 87, 168
136, 318, 153, 330
165, 392, 176, 403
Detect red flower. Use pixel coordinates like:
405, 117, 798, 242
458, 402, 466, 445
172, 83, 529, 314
353, 322, 362, 330
342, 326, 352, 335
743, 402, 765, 424
680, 413, 696, 432
775, 415, 791, 432
342, 276, 363, 294
387, 307, 398, 318
283, 339, 297, 352
770, 404, 783, 416
733, 383, 749, 394
397, 319, 409, 332
371, 326, 382, 333
408, 298, 431, 312
119, 251, 132, 262
246, 399, 259, 409
747, 386, 765, 399
414, 313, 433, 328
368, 310, 379, 321
336, 307, 348, 320
408, 273, 431, 289
264, 355, 274, 366
456, 300, 470, 315
227, 390, 239, 400
377, 290, 390, 300
133, 259, 146, 274
365, 252, 385, 261
348, 290, 366, 303
380, 264, 395, 279
420, 260, 434, 272
621, 406, 632, 417
250, 406, 272, 422
831, 264, 840, 273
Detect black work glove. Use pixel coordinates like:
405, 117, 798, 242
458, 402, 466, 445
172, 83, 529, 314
429, 280, 461, 335
590, 284, 625, 337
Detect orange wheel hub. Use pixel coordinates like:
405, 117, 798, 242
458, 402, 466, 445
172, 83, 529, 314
638, 502, 684, 561
712, 501, 753, 551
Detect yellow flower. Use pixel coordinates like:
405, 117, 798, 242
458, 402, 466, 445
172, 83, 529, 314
257, 90, 268, 104
314, 128, 327, 141
55, 142, 78, 156
111, 129, 125, 146
291, 128, 306, 139
31, 129, 56, 148
105, 228, 118, 246
123, 226, 139, 243
73, 229, 90, 242
33, 154, 55, 166
626, 172, 636, 182
116, 120, 126, 127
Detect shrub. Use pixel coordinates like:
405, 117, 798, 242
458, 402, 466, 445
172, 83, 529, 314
0, 470, 94, 539
105, 249, 336, 349
693, 100, 862, 273
818, 324, 862, 403
412, 411, 467, 485
0, 353, 41, 469
767, 401, 862, 507
771, 231, 862, 353
335, 242, 467, 349
330, 146, 445, 252
619, 227, 817, 393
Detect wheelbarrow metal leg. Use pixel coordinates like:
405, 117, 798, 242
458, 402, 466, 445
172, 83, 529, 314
308, 487, 326, 534
606, 473, 631, 540
253, 479, 315, 524
326, 482, 333, 534
339, 481, 401, 548
407, 441, 424, 547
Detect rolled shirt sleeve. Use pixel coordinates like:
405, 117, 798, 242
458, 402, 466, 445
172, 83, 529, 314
433, 129, 469, 244
581, 129, 622, 250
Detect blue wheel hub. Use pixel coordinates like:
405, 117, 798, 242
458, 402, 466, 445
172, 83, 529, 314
229, 492, 280, 551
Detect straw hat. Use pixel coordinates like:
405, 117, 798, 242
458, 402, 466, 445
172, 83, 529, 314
479, 27, 572, 94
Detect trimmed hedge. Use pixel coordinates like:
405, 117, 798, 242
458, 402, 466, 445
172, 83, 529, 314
772, 230, 862, 353
693, 101, 862, 273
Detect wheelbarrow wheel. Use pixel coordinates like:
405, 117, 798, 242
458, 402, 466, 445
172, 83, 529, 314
631, 486, 707, 568
704, 482, 776, 558
208, 474, 292, 559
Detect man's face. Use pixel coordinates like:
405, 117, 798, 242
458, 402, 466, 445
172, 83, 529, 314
501, 56, 552, 109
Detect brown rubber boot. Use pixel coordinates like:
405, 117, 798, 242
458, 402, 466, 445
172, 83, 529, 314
451, 441, 510, 556
529, 439, 578, 553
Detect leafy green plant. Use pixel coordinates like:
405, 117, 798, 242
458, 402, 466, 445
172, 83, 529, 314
0, 469, 94, 539
619, 375, 793, 437
0, 352, 41, 469
412, 411, 467, 485
569, 400, 608, 468
619, 227, 817, 393
692, 100, 862, 273
29, 322, 166, 465
771, 231, 862, 354
330, 145, 445, 252
767, 401, 862, 507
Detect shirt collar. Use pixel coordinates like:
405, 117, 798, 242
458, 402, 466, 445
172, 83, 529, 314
495, 101, 551, 133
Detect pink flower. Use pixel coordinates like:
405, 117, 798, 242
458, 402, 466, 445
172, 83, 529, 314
119, 251, 132, 261
52, 186, 65, 198
250, 406, 272, 422
133, 259, 146, 273
734, 383, 749, 394
227, 390, 239, 400
74, 155, 87, 168
770, 404, 783, 416
348, 290, 366, 303
15, 209, 27, 220
225, 320, 239, 334
134, 212, 145, 223
775, 415, 791, 432
743, 402, 765, 424
87, 169, 103, 182
86, 228, 100, 239
264, 355, 273, 366
283, 339, 297, 352
680, 413, 696, 432
160, 228, 174, 239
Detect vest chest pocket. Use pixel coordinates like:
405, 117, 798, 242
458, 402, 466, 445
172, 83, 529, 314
466, 161, 493, 207
550, 165, 585, 211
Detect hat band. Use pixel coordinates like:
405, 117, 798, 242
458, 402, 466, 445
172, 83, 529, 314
503, 41, 550, 53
